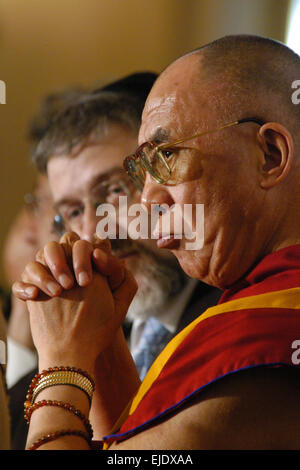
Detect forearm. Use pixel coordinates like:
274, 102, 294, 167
90, 328, 141, 439
26, 384, 91, 450
27, 329, 140, 448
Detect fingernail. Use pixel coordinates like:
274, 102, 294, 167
78, 271, 90, 286
47, 281, 61, 296
25, 286, 36, 297
94, 249, 108, 262
58, 273, 73, 289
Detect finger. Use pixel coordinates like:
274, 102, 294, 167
72, 240, 94, 286
59, 231, 81, 245
59, 231, 81, 260
22, 261, 62, 297
92, 248, 126, 291
36, 247, 46, 265
36, 232, 80, 276
12, 281, 39, 301
113, 269, 138, 320
43, 242, 74, 289
92, 234, 111, 253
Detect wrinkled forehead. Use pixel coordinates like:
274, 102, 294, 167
139, 54, 207, 144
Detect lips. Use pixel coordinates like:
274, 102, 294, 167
156, 236, 180, 250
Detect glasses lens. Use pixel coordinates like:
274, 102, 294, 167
124, 156, 145, 191
52, 213, 66, 237
153, 150, 171, 182
140, 145, 171, 184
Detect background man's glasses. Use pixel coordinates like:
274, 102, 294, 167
123, 117, 264, 191
52, 175, 136, 236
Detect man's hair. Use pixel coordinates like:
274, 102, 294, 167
28, 87, 85, 143
32, 91, 145, 173
32, 72, 158, 173
190, 35, 300, 151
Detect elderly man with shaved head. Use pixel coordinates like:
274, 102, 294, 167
14, 35, 300, 450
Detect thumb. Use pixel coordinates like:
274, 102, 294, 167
112, 269, 138, 321
92, 249, 126, 291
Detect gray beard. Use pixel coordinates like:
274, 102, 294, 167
110, 238, 187, 323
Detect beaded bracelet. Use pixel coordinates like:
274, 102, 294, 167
24, 400, 93, 440
27, 429, 91, 450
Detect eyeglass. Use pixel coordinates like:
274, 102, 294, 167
123, 117, 264, 191
53, 173, 136, 234
52, 213, 66, 237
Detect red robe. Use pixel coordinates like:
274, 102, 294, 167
103, 245, 300, 447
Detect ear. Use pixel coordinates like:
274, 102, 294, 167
257, 123, 294, 189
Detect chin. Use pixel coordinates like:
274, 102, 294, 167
172, 248, 210, 281
172, 247, 232, 289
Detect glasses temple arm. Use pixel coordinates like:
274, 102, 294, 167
157, 117, 264, 150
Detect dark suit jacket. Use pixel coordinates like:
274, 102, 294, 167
8, 282, 222, 449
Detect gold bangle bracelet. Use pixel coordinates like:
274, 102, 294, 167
31, 371, 94, 404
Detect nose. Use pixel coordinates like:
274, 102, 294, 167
141, 174, 174, 213
81, 204, 98, 243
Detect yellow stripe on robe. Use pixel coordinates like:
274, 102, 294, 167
129, 286, 300, 415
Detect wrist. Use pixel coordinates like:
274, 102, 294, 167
38, 358, 95, 379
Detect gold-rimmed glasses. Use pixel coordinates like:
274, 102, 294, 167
123, 117, 264, 191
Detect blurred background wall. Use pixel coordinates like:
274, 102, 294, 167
0, 0, 297, 287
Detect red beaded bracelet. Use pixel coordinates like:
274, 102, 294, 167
27, 429, 91, 450
24, 400, 93, 440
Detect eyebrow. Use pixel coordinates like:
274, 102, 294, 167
148, 128, 172, 144
54, 166, 124, 211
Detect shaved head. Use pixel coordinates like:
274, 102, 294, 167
188, 35, 300, 154
140, 34, 300, 287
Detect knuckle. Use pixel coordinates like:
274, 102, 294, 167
93, 236, 111, 251
74, 239, 92, 251
60, 231, 80, 245
36, 248, 45, 262
25, 261, 38, 273
126, 271, 138, 295
12, 283, 24, 298
44, 241, 60, 253
21, 270, 29, 282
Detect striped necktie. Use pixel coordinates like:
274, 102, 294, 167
133, 317, 172, 380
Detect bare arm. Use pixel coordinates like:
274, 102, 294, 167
110, 366, 300, 450
90, 327, 141, 439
